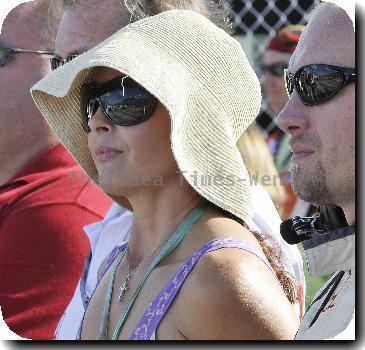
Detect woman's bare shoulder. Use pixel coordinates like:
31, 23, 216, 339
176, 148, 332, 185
195, 211, 263, 250
174, 244, 299, 340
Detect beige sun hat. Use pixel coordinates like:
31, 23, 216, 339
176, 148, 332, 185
31, 9, 262, 228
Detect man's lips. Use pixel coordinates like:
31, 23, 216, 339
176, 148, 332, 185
290, 144, 314, 163
94, 145, 123, 162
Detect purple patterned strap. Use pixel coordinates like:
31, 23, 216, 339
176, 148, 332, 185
97, 242, 128, 284
129, 237, 275, 340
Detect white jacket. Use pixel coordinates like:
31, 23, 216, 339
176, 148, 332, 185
296, 226, 355, 340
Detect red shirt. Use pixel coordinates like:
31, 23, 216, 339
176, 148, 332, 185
0, 144, 112, 340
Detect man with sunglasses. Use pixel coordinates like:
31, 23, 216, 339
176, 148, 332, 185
0, 0, 112, 339
277, 2, 355, 340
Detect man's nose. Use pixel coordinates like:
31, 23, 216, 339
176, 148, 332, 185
276, 92, 309, 136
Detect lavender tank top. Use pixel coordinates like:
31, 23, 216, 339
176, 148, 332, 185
129, 237, 275, 340
79, 237, 274, 340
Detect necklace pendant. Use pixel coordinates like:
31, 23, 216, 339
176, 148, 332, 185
118, 274, 130, 303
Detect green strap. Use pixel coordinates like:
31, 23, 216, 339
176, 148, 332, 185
99, 248, 128, 340
99, 201, 208, 340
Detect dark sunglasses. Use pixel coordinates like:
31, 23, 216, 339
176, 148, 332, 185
80, 76, 158, 133
50, 54, 79, 71
0, 42, 53, 66
262, 62, 288, 77
284, 64, 356, 106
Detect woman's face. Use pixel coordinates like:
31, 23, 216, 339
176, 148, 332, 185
87, 67, 179, 196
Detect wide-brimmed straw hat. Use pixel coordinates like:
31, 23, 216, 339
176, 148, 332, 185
31, 9, 262, 228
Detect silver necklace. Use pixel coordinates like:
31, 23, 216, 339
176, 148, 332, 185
118, 236, 172, 303
118, 247, 145, 303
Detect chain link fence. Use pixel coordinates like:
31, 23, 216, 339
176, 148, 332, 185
224, 0, 321, 134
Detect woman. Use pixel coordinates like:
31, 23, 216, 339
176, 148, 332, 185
32, 10, 298, 340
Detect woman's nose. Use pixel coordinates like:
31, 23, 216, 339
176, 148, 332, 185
88, 106, 114, 133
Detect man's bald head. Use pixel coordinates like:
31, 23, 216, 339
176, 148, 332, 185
3, 0, 60, 50
290, 2, 355, 71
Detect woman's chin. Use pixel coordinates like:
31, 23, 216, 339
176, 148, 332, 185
98, 179, 129, 197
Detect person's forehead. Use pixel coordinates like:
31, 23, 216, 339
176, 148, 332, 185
1, 3, 37, 47
55, 0, 129, 57
289, 6, 354, 72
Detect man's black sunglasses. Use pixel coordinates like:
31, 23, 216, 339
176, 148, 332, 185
80, 76, 158, 133
50, 54, 79, 71
262, 62, 288, 77
0, 42, 53, 66
284, 64, 356, 106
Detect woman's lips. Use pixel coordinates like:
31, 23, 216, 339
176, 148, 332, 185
94, 146, 123, 162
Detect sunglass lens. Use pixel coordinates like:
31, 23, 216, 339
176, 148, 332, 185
50, 57, 61, 71
284, 69, 294, 97
298, 65, 345, 105
81, 98, 99, 132
87, 99, 99, 119
80, 78, 158, 132
50, 55, 78, 71
99, 87, 157, 126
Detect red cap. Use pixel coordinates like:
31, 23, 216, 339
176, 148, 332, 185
266, 24, 305, 53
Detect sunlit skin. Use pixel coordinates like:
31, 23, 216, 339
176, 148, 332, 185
79, 67, 299, 340
276, 5, 355, 225
262, 50, 291, 114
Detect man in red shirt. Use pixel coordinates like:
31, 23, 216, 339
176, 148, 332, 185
0, 0, 112, 339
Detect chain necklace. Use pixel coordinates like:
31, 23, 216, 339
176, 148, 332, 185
118, 247, 143, 303
118, 234, 176, 303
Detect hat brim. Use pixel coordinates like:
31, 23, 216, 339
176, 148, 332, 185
31, 10, 262, 228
